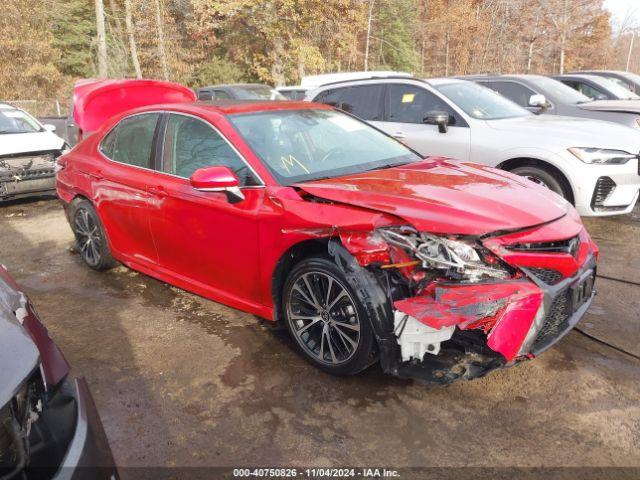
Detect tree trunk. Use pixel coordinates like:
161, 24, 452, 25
444, 29, 450, 77
526, 39, 535, 72
626, 32, 636, 72
124, 0, 142, 78
559, 33, 566, 74
364, 0, 375, 71
271, 37, 286, 87
154, 0, 169, 80
94, 0, 108, 77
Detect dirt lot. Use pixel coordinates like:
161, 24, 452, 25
1, 196, 639, 477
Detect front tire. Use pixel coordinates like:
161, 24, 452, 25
510, 165, 569, 200
69, 199, 114, 271
282, 256, 375, 375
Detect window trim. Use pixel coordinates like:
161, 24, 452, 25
151, 111, 266, 188
98, 111, 163, 171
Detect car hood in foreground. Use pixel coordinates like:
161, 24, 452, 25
0, 267, 70, 407
0, 275, 39, 407
578, 99, 640, 114
486, 114, 640, 151
294, 159, 569, 236
0, 131, 65, 157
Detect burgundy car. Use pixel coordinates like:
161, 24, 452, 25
55, 80, 598, 383
0, 266, 117, 479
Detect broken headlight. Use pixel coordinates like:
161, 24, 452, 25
378, 226, 510, 281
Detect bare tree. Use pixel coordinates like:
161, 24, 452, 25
154, 0, 169, 80
94, 0, 108, 76
124, 0, 142, 78
537, 0, 602, 74
364, 0, 375, 71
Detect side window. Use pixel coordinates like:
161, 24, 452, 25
102, 113, 159, 168
339, 85, 384, 120
489, 81, 536, 108
313, 88, 342, 107
100, 127, 117, 158
387, 84, 461, 125
198, 90, 213, 101
575, 82, 607, 100
162, 114, 258, 186
213, 90, 231, 100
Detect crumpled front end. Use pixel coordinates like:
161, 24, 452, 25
339, 210, 598, 384
0, 151, 61, 201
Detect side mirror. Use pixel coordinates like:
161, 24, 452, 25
43, 124, 57, 133
423, 111, 450, 133
528, 94, 547, 107
189, 166, 244, 203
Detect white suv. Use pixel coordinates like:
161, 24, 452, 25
306, 77, 640, 216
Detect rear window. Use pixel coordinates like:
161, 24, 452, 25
100, 113, 160, 168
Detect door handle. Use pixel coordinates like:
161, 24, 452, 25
392, 132, 407, 141
149, 186, 168, 198
88, 170, 103, 180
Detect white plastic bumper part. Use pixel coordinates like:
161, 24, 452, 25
394, 311, 455, 362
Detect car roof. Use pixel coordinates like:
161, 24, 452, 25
198, 83, 274, 90
553, 73, 602, 81
133, 100, 331, 116
0, 103, 16, 110
426, 77, 469, 85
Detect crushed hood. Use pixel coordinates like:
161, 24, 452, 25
73, 78, 196, 135
578, 99, 640, 114
294, 159, 569, 236
0, 267, 70, 406
0, 275, 39, 407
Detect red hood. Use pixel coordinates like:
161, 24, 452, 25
294, 159, 569, 236
72, 78, 196, 135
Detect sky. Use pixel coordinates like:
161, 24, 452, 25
604, 0, 640, 30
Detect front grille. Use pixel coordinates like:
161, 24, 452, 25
591, 176, 616, 211
528, 268, 563, 285
532, 292, 571, 351
508, 236, 580, 256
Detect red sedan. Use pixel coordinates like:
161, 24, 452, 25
56, 85, 598, 383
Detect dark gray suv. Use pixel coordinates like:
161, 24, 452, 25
464, 74, 640, 130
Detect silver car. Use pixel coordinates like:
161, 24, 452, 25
306, 76, 640, 217
465, 74, 640, 130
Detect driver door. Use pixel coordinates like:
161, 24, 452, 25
378, 83, 471, 160
146, 112, 264, 305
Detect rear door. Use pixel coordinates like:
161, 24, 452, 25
95, 112, 161, 266
380, 83, 471, 159
146, 112, 264, 304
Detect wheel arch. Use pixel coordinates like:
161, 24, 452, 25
271, 238, 331, 323
497, 157, 575, 205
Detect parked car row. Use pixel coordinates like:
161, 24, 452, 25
302, 73, 640, 217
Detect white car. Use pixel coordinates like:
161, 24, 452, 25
0, 103, 66, 201
306, 77, 640, 216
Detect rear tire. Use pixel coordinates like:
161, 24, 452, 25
282, 256, 376, 375
510, 165, 569, 200
68, 199, 114, 271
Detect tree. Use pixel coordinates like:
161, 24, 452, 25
124, 0, 142, 78
94, 0, 108, 76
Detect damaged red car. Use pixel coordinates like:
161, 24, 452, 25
56, 89, 598, 383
